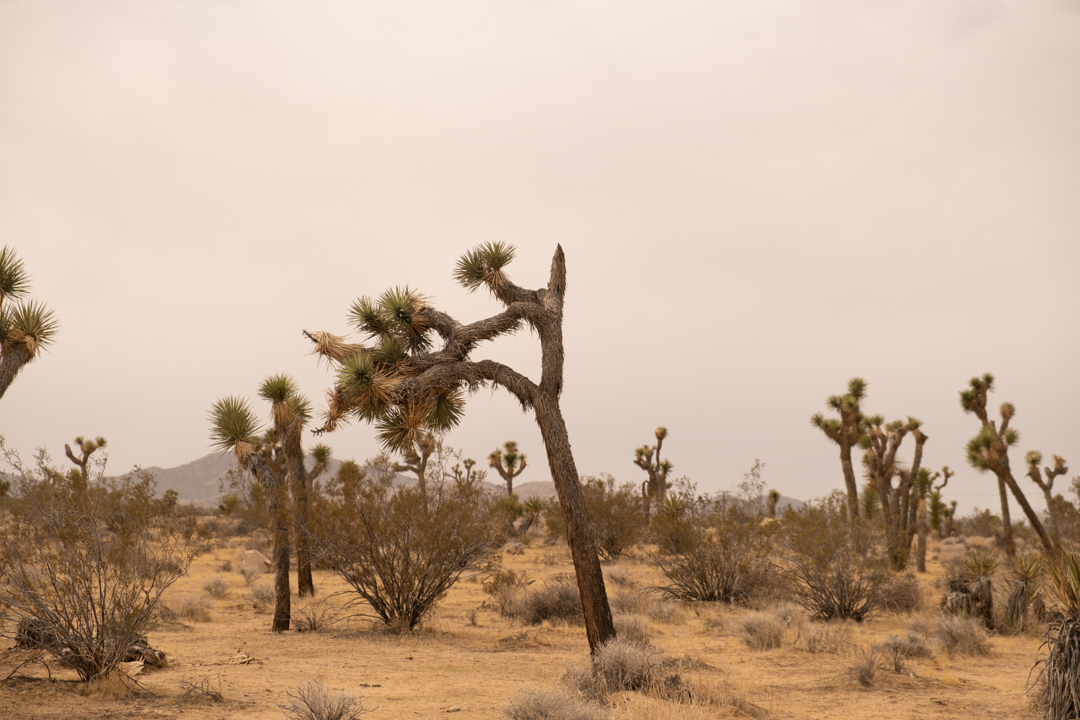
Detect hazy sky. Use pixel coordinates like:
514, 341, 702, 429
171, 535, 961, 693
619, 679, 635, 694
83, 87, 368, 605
2, 1, 1078, 516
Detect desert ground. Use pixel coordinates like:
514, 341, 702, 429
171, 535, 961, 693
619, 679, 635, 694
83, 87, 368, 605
0, 532, 1044, 720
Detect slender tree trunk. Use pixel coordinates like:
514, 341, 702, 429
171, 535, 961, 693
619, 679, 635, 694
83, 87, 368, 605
0, 343, 31, 400
999, 470, 1053, 554
997, 475, 1016, 556
916, 497, 928, 573
839, 446, 860, 521
249, 454, 291, 632
534, 393, 615, 654
1043, 488, 1061, 549
283, 419, 314, 597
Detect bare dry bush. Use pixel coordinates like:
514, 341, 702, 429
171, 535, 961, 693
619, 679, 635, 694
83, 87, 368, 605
934, 616, 991, 656
279, 680, 371, 720
613, 613, 651, 646
874, 633, 932, 672
847, 646, 879, 688
294, 600, 346, 633
250, 584, 275, 607
737, 612, 784, 650
0, 442, 202, 682
497, 576, 584, 626
313, 473, 499, 632
796, 622, 851, 655
168, 597, 212, 623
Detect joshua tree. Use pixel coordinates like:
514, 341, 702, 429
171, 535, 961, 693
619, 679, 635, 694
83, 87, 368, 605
393, 431, 437, 496
914, 469, 934, 573
258, 374, 317, 597
633, 426, 672, 523
860, 415, 928, 570
209, 396, 292, 631
960, 373, 1053, 555
489, 440, 527, 496
450, 457, 481, 483
766, 489, 780, 519
928, 466, 953, 539
1027, 451, 1069, 550
811, 378, 867, 522
63, 436, 107, 492
303, 243, 616, 653
0, 246, 58, 400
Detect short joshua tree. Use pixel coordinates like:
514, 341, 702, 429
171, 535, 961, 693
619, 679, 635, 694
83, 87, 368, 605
1027, 451, 1069, 550
489, 441, 527, 496
811, 378, 867, 522
634, 426, 672, 523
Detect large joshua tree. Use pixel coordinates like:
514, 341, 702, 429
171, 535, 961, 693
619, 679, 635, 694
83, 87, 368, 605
811, 377, 867, 522
633, 426, 672, 523
1027, 451, 1069, 550
209, 396, 292, 631
258, 374, 317, 597
860, 415, 928, 570
960, 373, 1053, 555
304, 243, 616, 653
490, 440, 527, 496
0, 246, 59, 400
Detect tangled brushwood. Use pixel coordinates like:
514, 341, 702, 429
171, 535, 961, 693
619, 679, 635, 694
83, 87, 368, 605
0, 439, 203, 681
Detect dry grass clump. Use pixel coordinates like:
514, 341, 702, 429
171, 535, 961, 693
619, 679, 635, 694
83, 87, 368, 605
279, 680, 370, 720
504, 686, 608, 720
167, 597, 212, 623
874, 633, 932, 672
610, 592, 683, 625
250, 583, 275, 607
737, 612, 784, 650
934, 616, 991, 657
605, 565, 633, 587
878, 573, 922, 614
202, 576, 230, 599
294, 600, 345, 633
613, 614, 651, 647
847, 647, 879, 688
796, 622, 851, 655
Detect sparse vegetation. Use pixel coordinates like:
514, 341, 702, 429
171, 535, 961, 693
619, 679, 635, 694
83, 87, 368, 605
279, 680, 370, 720
934, 616, 991, 656
203, 576, 230, 598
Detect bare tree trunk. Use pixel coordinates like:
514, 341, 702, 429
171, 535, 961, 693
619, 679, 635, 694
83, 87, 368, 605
1043, 488, 1061, 549
840, 448, 860, 522
283, 418, 314, 597
0, 343, 31, 400
999, 470, 1053, 554
249, 454, 291, 632
916, 497, 928, 573
997, 476, 1015, 556
534, 393, 615, 654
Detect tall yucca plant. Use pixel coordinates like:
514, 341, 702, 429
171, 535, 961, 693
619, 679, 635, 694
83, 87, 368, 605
305, 243, 617, 654
0, 247, 59, 400
258, 374, 317, 597
960, 374, 1053, 555
209, 396, 292, 632
1038, 553, 1080, 719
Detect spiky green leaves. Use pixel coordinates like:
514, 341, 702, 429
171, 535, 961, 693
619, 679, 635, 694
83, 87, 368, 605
1027, 450, 1044, 467
337, 352, 400, 421
0, 246, 31, 303
847, 377, 868, 400
309, 443, 333, 468
0, 299, 59, 358
963, 549, 1000, 580
259, 373, 299, 405
453, 241, 516, 293
426, 389, 465, 433
348, 288, 432, 353
209, 396, 263, 459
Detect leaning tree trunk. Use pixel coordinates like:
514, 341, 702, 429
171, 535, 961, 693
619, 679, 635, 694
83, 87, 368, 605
283, 418, 314, 597
1042, 487, 1062, 550
0, 343, 31, 400
249, 453, 291, 632
999, 469, 1053, 554
534, 393, 615, 653
997, 476, 1015, 557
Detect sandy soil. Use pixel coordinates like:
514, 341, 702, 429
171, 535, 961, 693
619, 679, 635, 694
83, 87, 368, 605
0, 536, 1045, 720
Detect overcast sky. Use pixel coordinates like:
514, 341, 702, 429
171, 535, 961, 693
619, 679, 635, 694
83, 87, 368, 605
1, 1, 1078, 516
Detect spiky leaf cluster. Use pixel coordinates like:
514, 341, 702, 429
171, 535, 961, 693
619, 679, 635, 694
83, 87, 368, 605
209, 396, 263, 460
0, 248, 58, 361
453, 241, 516, 293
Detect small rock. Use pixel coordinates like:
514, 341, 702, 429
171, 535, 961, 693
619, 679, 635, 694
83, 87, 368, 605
447, 707, 461, 713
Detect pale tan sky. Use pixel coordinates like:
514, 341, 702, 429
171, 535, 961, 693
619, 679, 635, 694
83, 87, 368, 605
2, 1, 1078, 514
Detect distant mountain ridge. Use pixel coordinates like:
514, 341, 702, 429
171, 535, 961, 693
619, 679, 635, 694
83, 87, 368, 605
143, 452, 804, 512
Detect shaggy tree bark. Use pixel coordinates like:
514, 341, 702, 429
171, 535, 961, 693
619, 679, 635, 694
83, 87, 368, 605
282, 417, 314, 597
306, 244, 616, 654
248, 453, 291, 632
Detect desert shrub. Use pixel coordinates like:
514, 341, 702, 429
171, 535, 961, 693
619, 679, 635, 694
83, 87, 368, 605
613, 613, 650, 646
605, 566, 633, 587
875, 633, 932, 672
498, 576, 584, 625
542, 475, 644, 561
0, 442, 202, 682
878, 573, 922, 614
279, 680, 369, 720
934, 616, 991, 656
648, 496, 774, 604
251, 583, 275, 606
504, 686, 607, 720
1001, 554, 1044, 635
1035, 552, 1080, 719
847, 647, 878, 688
294, 600, 345, 633
313, 473, 499, 631
203, 576, 230, 598
776, 493, 893, 621
737, 612, 784, 650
